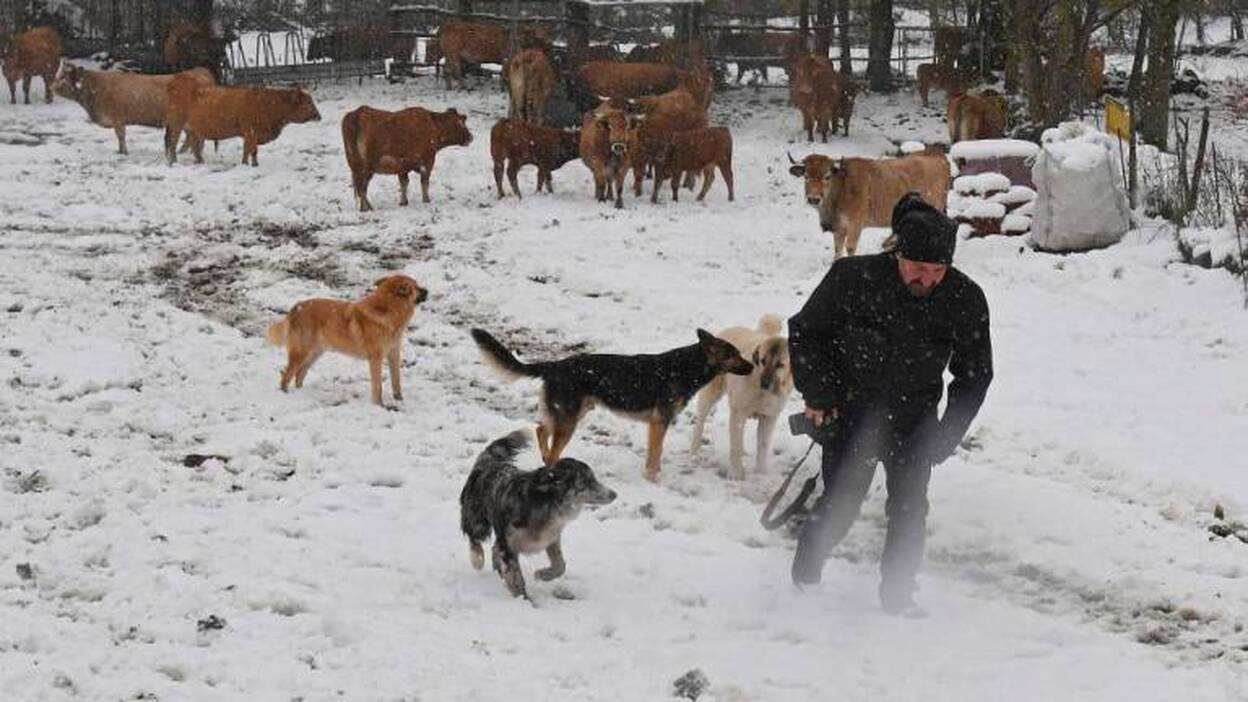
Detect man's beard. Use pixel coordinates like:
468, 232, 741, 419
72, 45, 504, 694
905, 280, 935, 298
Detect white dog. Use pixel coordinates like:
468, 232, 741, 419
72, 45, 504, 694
689, 314, 795, 479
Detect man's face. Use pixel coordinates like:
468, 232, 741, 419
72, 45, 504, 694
897, 256, 948, 298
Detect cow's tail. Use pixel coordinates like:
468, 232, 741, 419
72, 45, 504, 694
341, 108, 364, 174
758, 314, 784, 337
265, 318, 290, 347
470, 329, 545, 381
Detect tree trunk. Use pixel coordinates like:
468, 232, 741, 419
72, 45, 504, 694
815, 0, 834, 56
192, 0, 213, 25
1139, 0, 1181, 148
1127, 4, 1150, 209
837, 0, 852, 74
867, 0, 894, 91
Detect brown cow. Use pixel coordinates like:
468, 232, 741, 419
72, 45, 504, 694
947, 93, 1006, 143
342, 106, 472, 211
625, 39, 704, 67
3, 26, 62, 105
788, 52, 831, 106
507, 48, 556, 124
792, 57, 846, 143
915, 62, 965, 107
1085, 48, 1105, 101
54, 64, 214, 154
624, 106, 707, 196
648, 126, 734, 204
577, 61, 687, 101
163, 20, 227, 78
788, 149, 951, 258
490, 118, 580, 198
436, 18, 548, 89
165, 79, 321, 166
579, 103, 631, 208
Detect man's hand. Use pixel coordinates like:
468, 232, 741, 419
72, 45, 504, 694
804, 405, 838, 427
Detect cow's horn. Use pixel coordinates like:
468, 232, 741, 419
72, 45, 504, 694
787, 151, 798, 165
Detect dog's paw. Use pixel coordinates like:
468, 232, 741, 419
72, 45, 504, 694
536, 566, 565, 581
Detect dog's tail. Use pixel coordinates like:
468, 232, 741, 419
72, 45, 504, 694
470, 329, 544, 380
757, 313, 784, 337
265, 318, 290, 347
480, 428, 531, 465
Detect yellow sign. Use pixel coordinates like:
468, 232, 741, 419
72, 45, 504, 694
1105, 97, 1131, 140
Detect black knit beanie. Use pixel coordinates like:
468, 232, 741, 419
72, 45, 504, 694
891, 192, 957, 265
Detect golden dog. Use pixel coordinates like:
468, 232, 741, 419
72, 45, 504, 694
265, 274, 428, 406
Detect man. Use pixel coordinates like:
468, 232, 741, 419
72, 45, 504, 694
787, 192, 993, 615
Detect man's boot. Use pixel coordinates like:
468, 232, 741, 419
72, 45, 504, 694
879, 580, 926, 618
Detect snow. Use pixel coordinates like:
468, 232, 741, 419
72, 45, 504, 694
989, 185, 1037, 206
960, 200, 1007, 219
900, 140, 927, 154
1001, 214, 1031, 234
2, 78, 1248, 701
950, 139, 1041, 161
1040, 123, 1120, 172
954, 172, 1012, 196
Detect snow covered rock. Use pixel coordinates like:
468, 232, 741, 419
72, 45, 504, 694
1031, 122, 1131, 252
954, 172, 1011, 197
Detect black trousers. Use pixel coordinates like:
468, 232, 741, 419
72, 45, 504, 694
793, 408, 933, 598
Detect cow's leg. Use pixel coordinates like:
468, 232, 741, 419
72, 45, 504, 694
613, 170, 625, 209
507, 161, 522, 199
357, 172, 374, 211
651, 171, 662, 204
632, 161, 645, 196
6, 77, 14, 104
192, 133, 205, 163
545, 171, 554, 194
803, 111, 814, 142
493, 159, 506, 198
722, 160, 735, 202
42, 73, 53, 103
695, 165, 715, 201
22, 75, 32, 104
535, 166, 546, 194
846, 224, 862, 257
114, 125, 127, 155
398, 172, 410, 206
419, 160, 433, 203
671, 171, 680, 202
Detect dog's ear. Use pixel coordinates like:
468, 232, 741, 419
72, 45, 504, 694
696, 328, 715, 346
752, 348, 761, 366
533, 467, 561, 494
373, 276, 390, 290
393, 281, 413, 298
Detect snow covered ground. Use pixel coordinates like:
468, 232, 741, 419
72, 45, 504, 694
2, 75, 1247, 701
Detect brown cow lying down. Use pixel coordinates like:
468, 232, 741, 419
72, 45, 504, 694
947, 93, 1006, 143
648, 126, 734, 204
3, 26, 62, 104
55, 64, 214, 155
165, 78, 320, 166
788, 148, 950, 258
490, 119, 579, 199
342, 105, 472, 211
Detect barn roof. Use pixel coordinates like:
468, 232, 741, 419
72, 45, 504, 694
569, 1, 704, 5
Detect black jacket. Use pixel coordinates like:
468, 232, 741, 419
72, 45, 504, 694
788, 253, 993, 461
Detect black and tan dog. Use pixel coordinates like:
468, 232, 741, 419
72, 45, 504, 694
470, 328, 753, 482
460, 430, 616, 599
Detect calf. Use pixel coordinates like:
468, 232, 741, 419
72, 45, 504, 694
506, 48, 555, 124
625, 107, 707, 197
3, 26, 61, 104
165, 78, 320, 166
915, 62, 964, 107
788, 149, 950, 258
579, 103, 631, 208
490, 118, 579, 198
342, 105, 472, 211
947, 93, 1006, 143
792, 58, 846, 143
1085, 48, 1105, 101
649, 126, 734, 204
54, 64, 214, 154
576, 61, 686, 101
